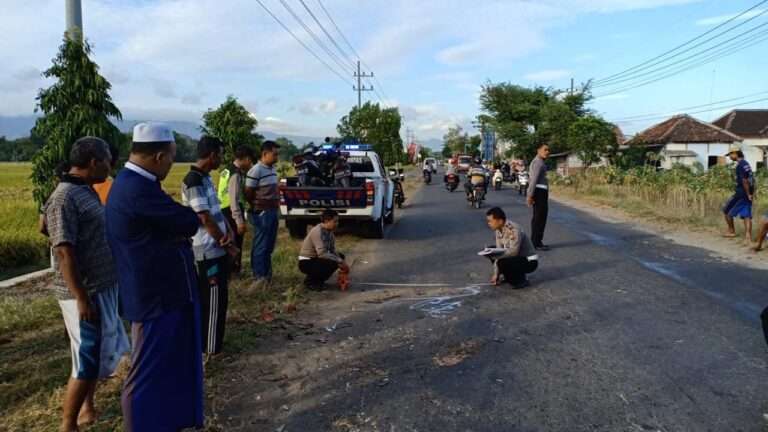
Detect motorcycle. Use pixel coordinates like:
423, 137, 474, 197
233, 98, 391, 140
423, 169, 432, 185
517, 172, 529, 195
389, 170, 406, 208
469, 184, 486, 209
493, 170, 503, 191
445, 173, 459, 192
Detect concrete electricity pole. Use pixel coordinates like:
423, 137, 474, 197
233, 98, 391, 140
65, 0, 83, 41
353, 61, 374, 109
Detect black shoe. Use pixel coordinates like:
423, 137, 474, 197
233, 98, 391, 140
534, 244, 551, 251
511, 280, 530, 290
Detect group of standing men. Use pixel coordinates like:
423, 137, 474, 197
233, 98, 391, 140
42, 122, 285, 431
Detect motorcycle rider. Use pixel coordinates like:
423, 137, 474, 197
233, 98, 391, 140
465, 157, 488, 200
493, 166, 504, 189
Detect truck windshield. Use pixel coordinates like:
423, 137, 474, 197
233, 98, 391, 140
347, 155, 375, 173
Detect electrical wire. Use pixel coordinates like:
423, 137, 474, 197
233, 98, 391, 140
594, 0, 768, 84
254, 0, 353, 86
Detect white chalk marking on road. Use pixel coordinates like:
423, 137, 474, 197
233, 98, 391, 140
406, 286, 483, 318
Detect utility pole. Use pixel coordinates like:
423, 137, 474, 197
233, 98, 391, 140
353, 60, 374, 109
65, 0, 83, 41
570, 78, 574, 95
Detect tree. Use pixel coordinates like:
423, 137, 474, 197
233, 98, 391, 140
468, 135, 482, 157
442, 125, 469, 155
201, 95, 261, 163
31, 37, 122, 208
276, 137, 299, 162
337, 102, 405, 165
567, 116, 618, 169
441, 144, 453, 159
478, 81, 593, 161
173, 132, 198, 162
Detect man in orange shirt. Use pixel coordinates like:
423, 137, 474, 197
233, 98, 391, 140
93, 142, 120, 204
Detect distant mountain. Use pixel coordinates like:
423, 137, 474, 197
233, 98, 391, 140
0, 115, 324, 145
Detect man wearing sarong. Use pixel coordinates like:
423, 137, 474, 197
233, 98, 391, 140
106, 122, 204, 431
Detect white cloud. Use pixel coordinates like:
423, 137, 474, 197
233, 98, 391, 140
696, 9, 765, 26
594, 93, 630, 101
524, 69, 572, 82
298, 100, 338, 116
436, 43, 484, 65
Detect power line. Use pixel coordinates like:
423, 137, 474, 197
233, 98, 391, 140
315, 0, 390, 103
609, 89, 768, 122
277, 0, 355, 76
594, 28, 768, 97
297, 0, 356, 69
254, 0, 353, 86
594, 0, 768, 84
611, 96, 768, 124
593, 19, 768, 89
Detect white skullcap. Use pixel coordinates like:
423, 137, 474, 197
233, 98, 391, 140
132, 122, 175, 143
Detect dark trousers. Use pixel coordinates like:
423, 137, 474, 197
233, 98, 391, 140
196, 256, 229, 354
221, 206, 245, 274
531, 188, 549, 247
497, 256, 538, 284
761, 306, 768, 347
299, 253, 345, 287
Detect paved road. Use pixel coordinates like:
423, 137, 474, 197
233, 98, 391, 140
218, 172, 768, 432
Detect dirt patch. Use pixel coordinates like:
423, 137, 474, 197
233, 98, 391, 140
433, 339, 485, 367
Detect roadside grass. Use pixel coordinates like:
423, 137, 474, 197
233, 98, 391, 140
552, 180, 763, 237
0, 162, 371, 431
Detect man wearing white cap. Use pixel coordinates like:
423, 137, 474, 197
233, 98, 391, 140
105, 122, 204, 431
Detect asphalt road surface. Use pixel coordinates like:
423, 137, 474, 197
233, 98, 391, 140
217, 172, 768, 432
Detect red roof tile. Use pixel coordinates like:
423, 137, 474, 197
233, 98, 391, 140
627, 115, 742, 145
712, 109, 768, 138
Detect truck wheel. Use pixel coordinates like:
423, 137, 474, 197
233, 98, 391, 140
286, 220, 307, 239
367, 215, 385, 239
385, 206, 395, 224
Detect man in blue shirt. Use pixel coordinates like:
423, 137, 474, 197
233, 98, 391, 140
106, 122, 204, 432
722, 146, 754, 243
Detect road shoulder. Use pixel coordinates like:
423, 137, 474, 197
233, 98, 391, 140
551, 192, 768, 271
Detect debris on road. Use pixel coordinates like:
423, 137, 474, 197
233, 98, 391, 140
326, 322, 354, 333
433, 340, 484, 367
364, 294, 402, 304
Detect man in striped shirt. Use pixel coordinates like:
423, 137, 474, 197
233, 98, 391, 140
182, 136, 237, 355
245, 140, 281, 285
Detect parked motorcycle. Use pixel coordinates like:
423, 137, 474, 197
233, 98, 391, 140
445, 173, 459, 192
389, 170, 406, 208
423, 169, 432, 185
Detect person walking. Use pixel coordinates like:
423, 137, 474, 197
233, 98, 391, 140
105, 122, 204, 432
43, 137, 130, 432
245, 140, 281, 287
527, 144, 551, 251
298, 209, 350, 290
722, 146, 754, 243
484, 207, 539, 289
182, 136, 238, 356
217, 145, 255, 275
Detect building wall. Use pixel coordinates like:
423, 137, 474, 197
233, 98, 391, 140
663, 142, 761, 170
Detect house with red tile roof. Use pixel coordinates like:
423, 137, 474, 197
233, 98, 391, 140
626, 114, 746, 170
712, 109, 768, 170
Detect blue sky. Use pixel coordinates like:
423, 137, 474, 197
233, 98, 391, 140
1, 0, 767, 143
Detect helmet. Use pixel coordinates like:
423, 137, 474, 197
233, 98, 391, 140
474, 157, 482, 165
303, 146, 316, 156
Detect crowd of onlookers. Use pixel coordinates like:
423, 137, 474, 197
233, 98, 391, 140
40, 122, 349, 431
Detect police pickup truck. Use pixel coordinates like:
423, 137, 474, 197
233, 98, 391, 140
280, 144, 395, 239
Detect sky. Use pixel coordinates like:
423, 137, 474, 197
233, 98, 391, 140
1, 0, 767, 144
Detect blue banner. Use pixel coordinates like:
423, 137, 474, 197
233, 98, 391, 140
482, 129, 496, 161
